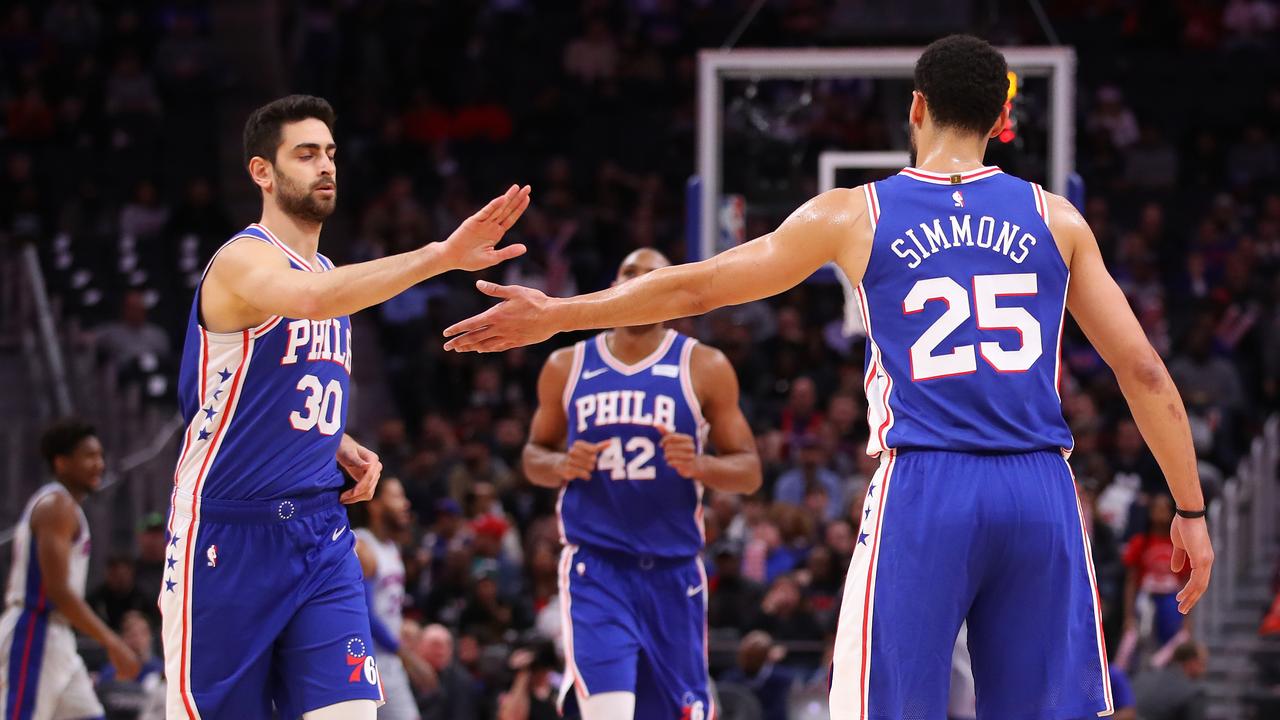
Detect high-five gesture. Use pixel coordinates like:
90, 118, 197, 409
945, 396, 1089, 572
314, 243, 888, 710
438, 184, 532, 271
444, 281, 555, 352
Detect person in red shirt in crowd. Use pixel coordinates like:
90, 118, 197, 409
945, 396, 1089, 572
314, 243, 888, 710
1123, 494, 1191, 648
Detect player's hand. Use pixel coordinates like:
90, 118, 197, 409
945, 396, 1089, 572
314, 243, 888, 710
338, 435, 382, 504
658, 426, 701, 479
438, 184, 531, 272
558, 440, 611, 481
1171, 514, 1214, 613
106, 635, 142, 681
442, 281, 559, 353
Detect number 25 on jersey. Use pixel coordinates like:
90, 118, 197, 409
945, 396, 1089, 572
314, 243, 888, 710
904, 272, 1042, 381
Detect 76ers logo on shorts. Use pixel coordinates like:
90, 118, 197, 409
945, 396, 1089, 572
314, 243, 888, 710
345, 637, 379, 685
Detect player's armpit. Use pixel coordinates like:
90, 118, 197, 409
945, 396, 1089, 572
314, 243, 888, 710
522, 347, 576, 488
688, 344, 761, 494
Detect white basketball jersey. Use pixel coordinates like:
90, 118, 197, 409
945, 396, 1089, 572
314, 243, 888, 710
354, 528, 405, 637
4, 483, 90, 618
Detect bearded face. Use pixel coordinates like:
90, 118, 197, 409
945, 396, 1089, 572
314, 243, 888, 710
273, 165, 336, 224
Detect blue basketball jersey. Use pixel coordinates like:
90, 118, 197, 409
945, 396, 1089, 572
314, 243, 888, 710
173, 224, 351, 501
854, 167, 1073, 454
560, 330, 709, 558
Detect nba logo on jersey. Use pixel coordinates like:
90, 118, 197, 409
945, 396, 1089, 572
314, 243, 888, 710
206, 544, 218, 567
952, 190, 965, 207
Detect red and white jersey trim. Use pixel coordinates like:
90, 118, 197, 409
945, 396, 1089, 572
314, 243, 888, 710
898, 166, 1003, 185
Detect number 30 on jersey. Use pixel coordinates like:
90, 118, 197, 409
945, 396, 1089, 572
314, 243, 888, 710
290, 374, 343, 435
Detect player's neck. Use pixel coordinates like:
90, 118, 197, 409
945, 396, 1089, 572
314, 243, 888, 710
606, 325, 667, 365
369, 520, 391, 543
258, 207, 322, 267
55, 477, 87, 503
912, 134, 990, 174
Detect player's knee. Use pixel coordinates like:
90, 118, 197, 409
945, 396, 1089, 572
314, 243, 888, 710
580, 691, 636, 720
302, 699, 378, 720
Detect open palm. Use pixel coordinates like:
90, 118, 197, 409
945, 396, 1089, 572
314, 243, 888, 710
442, 184, 532, 271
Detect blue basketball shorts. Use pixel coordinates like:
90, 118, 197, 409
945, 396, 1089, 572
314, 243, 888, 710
829, 449, 1113, 720
557, 545, 713, 720
159, 489, 384, 719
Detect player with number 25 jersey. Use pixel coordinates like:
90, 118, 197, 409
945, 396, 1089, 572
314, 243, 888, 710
441, 36, 1213, 720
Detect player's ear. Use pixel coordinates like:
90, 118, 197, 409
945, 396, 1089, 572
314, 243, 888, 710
988, 103, 1011, 140
909, 91, 926, 128
247, 156, 274, 192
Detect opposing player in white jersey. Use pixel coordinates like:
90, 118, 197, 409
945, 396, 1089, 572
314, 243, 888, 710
355, 478, 432, 720
1, 419, 140, 720
445, 35, 1215, 720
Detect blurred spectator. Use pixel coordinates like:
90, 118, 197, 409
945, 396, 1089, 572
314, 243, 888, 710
94, 289, 170, 369
133, 513, 168, 623
719, 630, 797, 720
118, 180, 169, 238
1122, 495, 1189, 650
1133, 641, 1208, 720
104, 50, 162, 117
459, 565, 517, 644
414, 623, 481, 720
753, 574, 823, 646
773, 435, 845, 521
1087, 86, 1139, 149
708, 543, 762, 630
495, 639, 559, 720
96, 611, 165, 720
88, 555, 150, 631
563, 16, 618, 86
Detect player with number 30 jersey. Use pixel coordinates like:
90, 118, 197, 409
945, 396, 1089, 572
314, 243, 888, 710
161, 95, 530, 720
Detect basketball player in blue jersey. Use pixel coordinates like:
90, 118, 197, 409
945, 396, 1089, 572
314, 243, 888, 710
161, 94, 530, 720
2, 420, 140, 720
523, 248, 761, 720
447, 36, 1215, 719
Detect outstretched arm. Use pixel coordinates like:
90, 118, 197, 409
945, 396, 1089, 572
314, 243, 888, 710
444, 187, 870, 352
204, 185, 531, 330
660, 344, 762, 493
1054, 192, 1213, 613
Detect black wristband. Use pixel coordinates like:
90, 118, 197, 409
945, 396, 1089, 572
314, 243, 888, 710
1175, 506, 1207, 519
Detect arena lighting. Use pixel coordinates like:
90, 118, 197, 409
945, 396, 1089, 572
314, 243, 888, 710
999, 70, 1019, 143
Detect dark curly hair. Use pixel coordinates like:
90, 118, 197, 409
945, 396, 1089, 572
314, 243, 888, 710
913, 35, 1009, 135
40, 418, 97, 470
242, 94, 336, 167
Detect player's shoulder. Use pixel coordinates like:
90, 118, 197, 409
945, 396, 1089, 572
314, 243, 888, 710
537, 342, 581, 392
30, 488, 78, 531
804, 186, 869, 221
544, 343, 580, 371
1038, 190, 1087, 230
687, 338, 734, 376
208, 230, 289, 275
